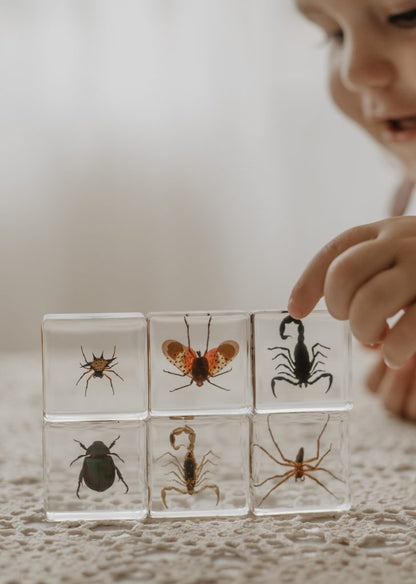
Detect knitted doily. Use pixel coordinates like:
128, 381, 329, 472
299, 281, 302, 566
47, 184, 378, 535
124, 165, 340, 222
1, 349, 416, 584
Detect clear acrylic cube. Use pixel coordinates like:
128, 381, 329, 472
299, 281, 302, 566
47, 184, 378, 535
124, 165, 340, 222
253, 310, 351, 412
148, 311, 251, 415
43, 420, 147, 521
251, 411, 350, 516
149, 415, 250, 518
42, 313, 147, 420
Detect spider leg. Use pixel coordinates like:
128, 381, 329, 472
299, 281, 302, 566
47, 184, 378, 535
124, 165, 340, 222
252, 444, 292, 468
308, 465, 344, 483
257, 471, 295, 507
161, 485, 189, 508
106, 369, 124, 382
207, 379, 231, 391
267, 415, 294, 463
303, 415, 330, 463
80, 346, 89, 363
103, 373, 115, 395
111, 345, 117, 359
84, 373, 94, 396
304, 473, 337, 499
75, 369, 90, 386
106, 361, 118, 369
253, 469, 293, 488
304, 443, 331, 465
193, 484, 220, 505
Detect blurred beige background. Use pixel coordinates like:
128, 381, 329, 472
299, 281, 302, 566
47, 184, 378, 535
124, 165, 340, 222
1, 0, 398, 350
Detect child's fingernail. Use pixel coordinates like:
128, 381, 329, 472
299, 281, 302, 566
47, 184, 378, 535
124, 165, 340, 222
287, 297, 298, 317
384, 357, 400, 370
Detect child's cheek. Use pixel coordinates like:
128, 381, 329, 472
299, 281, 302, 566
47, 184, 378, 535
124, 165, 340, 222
328, 67, 363, 127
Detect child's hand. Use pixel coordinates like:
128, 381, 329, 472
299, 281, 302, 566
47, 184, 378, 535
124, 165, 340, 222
365, 353, 416, 419
288, 216, 416, 369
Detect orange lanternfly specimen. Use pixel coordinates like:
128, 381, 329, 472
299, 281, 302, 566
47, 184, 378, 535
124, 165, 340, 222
76, 346, 124, 396
162, 314, 239, 392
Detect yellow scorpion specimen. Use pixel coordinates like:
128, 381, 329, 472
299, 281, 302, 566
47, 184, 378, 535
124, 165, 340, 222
160, 425, 220, 508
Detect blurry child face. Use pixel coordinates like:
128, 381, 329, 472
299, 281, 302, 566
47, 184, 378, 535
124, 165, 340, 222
297, 0, 416, 180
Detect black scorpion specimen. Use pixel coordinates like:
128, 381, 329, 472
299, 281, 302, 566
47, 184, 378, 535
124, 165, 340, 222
268, 315, 333, 396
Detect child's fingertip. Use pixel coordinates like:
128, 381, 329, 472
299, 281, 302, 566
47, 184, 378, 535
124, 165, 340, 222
287, 297, 302, 318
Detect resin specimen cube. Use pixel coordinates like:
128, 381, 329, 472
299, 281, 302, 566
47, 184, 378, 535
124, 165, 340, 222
251, 411, 350, 516
253, 310, 351, 412
44, 420, 147, 521
149, 415, 250, 518
148, 311, 251, 415
42, 313, 147, 420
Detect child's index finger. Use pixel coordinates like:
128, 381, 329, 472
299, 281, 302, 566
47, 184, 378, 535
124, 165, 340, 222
288, 222, 380, 319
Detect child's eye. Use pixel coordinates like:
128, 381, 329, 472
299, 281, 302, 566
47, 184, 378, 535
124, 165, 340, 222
388, 8, 416, 28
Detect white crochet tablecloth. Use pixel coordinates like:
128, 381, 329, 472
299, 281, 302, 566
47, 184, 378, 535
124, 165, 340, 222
1, 348, 416, 584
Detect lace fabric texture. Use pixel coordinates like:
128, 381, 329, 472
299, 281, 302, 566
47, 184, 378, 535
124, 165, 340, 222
1, 350, 416, 584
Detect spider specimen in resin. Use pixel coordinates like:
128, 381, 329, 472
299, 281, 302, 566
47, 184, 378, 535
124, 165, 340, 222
76, 346, 124, 396
252, 415, 343, 506
159, 425, 220, 508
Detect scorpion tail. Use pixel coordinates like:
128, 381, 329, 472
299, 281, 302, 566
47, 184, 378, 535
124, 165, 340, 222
280, 315, 304, 340
170, 425, 196, 450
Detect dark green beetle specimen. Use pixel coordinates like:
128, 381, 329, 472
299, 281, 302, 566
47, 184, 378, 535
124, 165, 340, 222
69, 435, 129, 499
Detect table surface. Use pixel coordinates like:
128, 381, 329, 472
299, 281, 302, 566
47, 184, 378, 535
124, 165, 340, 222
1, 348, 416, 584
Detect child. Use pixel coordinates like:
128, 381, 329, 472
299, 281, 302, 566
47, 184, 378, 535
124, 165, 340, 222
291, 0, 416, 419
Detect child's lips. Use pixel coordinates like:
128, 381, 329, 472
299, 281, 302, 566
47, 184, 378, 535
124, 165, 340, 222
381, 116, 416, 143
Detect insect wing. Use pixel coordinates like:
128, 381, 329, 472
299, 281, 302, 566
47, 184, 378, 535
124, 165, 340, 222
162, 340, 197, 377
205, 341, 239, 376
